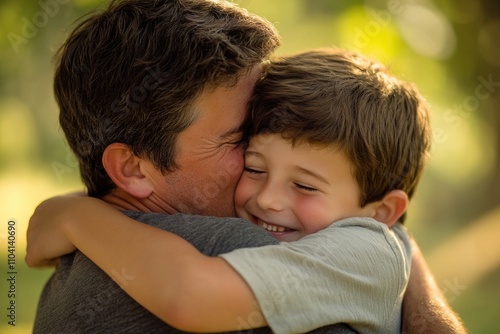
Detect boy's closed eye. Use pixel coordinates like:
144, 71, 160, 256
243, 167, 265, 174
294, 183, 318, 192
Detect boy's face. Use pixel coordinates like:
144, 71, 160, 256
235, 133, 374, 241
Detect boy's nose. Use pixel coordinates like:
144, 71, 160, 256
255, 182, 286, 212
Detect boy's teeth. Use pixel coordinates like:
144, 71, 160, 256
260, 220, 286, 232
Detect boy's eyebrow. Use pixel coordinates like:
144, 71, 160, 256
245, 150, 263, 157
295, 166, 331, 185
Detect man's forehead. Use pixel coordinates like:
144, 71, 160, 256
189, 66, 262, 132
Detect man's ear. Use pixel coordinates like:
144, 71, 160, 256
372, 190, 409, 228
102, 143, 153, 199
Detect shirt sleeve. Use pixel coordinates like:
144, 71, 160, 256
220, 217, 411, 334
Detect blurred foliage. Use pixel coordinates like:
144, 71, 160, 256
0, 0, 499, 333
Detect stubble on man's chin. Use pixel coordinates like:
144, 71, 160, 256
172, 198, 237, 218
198, 204, 237, 218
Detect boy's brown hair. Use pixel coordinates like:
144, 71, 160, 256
247, 49, 431, 219
55, 0, 280, 197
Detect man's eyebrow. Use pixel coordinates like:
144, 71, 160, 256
295, 166, 330, 185
219, 126, 243, 139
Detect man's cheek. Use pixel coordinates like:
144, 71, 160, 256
227, 149, 245, 179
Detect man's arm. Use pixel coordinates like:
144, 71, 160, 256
402, 239, 467, 334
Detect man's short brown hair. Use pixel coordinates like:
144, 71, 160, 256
55, 0, 280, 197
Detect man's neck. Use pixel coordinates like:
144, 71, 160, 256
101, 188, 178, 215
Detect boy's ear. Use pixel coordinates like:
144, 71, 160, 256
102, 143, 153, 199
372, 190, 409, 228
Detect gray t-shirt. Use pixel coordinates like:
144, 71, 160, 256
222, 217, 412, 334
33, 212, 356, 333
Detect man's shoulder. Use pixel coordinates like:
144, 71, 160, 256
122, 211, 279, 254
123, 211, 248, 227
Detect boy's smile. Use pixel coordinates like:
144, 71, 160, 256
256, 218, 293, 233
234, 133, 376, 242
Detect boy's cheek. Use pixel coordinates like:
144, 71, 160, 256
295, 198, 336, 234
234, 177, 252, 213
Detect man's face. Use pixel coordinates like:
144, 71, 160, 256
148, 66, 262, 217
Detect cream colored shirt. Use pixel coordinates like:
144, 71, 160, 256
221, 217, 412, 334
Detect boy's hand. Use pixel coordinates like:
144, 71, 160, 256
25, 193, 84, 267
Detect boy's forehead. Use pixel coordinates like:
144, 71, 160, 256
249, 133, 341, 154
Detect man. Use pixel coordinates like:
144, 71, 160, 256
27, 0, 466, 333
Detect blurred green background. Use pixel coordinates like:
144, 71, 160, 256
1, 0, 499, 333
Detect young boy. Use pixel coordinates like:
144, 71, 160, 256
27, 48, 431, 333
